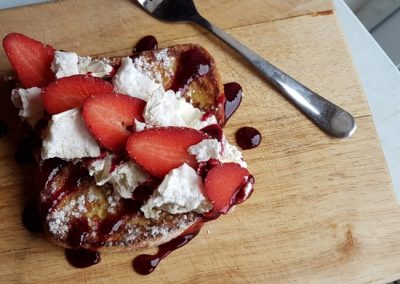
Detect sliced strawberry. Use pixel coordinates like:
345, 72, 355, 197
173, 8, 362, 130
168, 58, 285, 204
3, 33, 55, 88
43, 75, 114, 114
83, 93, 146, 152
204, 163, 249, 214
126, 127, 206, 178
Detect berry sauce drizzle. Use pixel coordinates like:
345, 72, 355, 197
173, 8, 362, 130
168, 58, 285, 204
235, 127, 261, 150
65, 249, 101, 268
171, 48, 210, 92
132, 177, 255, 275
133, 222, 204, 275
133, 35, 158, 53
15, 128, 42, 164
22, 199, 43, 233
0, 121, 9, 138
223, 82, 243, 123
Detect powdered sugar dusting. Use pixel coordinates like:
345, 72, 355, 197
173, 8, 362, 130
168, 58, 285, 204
133, 48, 174, 83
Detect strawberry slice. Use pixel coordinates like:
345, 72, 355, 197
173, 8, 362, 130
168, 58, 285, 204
204, 163, 249, 213
43, 75, 114, 114
3, 33, 55, 88
126, 127, 206, 178
83, 93, 146, 152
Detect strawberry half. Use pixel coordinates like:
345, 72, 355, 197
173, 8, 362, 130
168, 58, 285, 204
204, 163, 249, 214
43, 75, 114, 114
3, 33, 55, 88
83, 93, 146, 152
126, 127, 206, 178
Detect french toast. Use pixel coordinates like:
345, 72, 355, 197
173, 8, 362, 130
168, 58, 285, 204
3, 33, 254, 269
40, 44, 223, 251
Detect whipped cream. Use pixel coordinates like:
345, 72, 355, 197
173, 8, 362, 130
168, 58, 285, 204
221, 136, 247, 168
41, 108, 100, 160
11, 87, 43, 126
89, 159, 148, 199
188, 139, 221, 162
88, 153, 114, 185
88, 156, 149, 198
141, 163, 212, 219
188, 137, 247, 168
144, 87, 217, 129
51, 51, 112, 79
134, 119, 150, 132
78, 56, 113, 78
113, 57, 161, 101
108, 162, 148, 199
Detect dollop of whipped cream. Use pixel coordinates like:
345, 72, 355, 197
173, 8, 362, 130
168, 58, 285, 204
41, 108, 100, 160
51, 51, 113, 78
113, 57, 161, 101
188, 137, 247, 168
11, 87, 43, 126
141, 163, 212, 219
88, 157, 148, 199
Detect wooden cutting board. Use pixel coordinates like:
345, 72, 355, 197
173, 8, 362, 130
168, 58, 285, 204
1, 0, 400, 283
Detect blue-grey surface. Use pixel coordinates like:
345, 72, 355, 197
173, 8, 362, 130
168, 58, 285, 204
0, 0, 49, 10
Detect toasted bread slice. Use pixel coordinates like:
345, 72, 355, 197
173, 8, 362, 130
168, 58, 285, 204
40, 44, 224, 251
40, 160, 198, 251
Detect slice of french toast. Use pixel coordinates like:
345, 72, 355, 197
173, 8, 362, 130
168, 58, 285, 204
39, 44, 223, 251
40, 160, 199, 251
4, 33, 252, 259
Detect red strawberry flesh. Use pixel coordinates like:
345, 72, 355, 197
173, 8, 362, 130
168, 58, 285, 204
3, 33, 55, 88
204, 163, 250, 214
43, 75, 114, 114
126, 127, 206, 178
83, 93, 146, 152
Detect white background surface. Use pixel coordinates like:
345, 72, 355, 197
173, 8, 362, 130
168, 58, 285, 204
2, 0, 400, 202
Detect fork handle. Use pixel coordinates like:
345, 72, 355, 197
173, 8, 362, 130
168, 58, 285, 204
190, 14, 356, 138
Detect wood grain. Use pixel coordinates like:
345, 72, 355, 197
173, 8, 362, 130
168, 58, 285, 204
1, 0, 400, 283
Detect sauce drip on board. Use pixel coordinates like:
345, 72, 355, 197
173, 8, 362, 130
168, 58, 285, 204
235, 127, 261, 150
133, 222, 204, 275
65, 249, 101, 268
22, 198, 43, 233
132, 177, 255, 274
0, 121, 9, 138
133, 35, 158, 53
223, 82, 243, 123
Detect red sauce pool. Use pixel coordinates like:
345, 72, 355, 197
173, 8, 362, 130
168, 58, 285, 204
65, 249, 101, 268
0, 121, 8, 138
133, 222, 204, 275
133, 35, 158, 53
22, 199, 43, 233
235, 127, 261, 150
223, 82, 243, 123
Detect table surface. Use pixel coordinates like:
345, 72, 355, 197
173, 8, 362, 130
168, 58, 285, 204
1, 0, 400, 283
